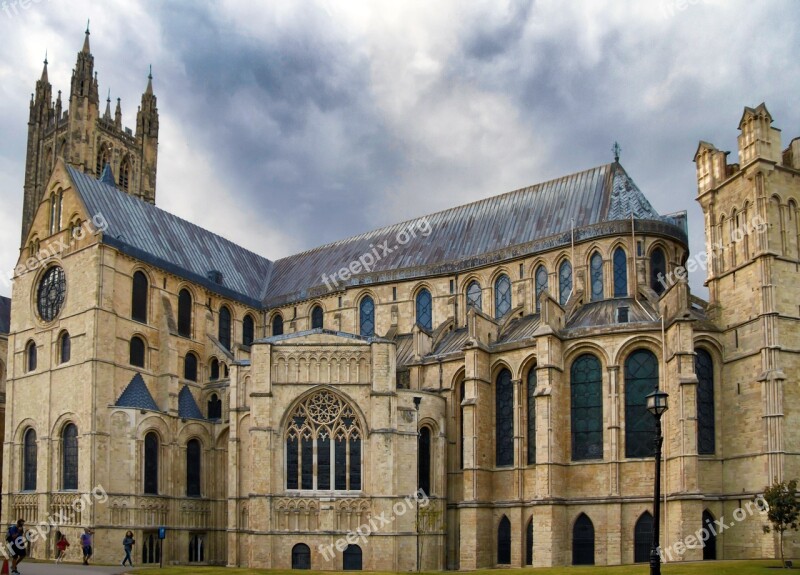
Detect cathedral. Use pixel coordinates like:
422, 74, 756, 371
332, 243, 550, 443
2, 31, 800, 570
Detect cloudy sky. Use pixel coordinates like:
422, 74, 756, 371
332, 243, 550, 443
0, 0, 798, 299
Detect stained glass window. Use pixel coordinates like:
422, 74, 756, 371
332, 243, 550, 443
272, 314, 284, 337
186, 439, 201, 497
416, 289, 432, 330
625, 349, 658, 458
418, 426, 431, 495
178, 289, 192, 337
590, 252, 604, 301
495, 369, 514, 467
696, 349, 716, 455
466, 281, 482, 311
37, 265, 66, 322
219, 307, 232, 349
23, 428, 37, 491
132, 271, 148, 323
571, 354, 603, 460
359, 296, 375, 337
613, 247, 628, 297
130, 337, 145, 368
559, 260, 573, 306
311, 306, 324, 330
573, 514, 595, 565
634, 512, 653, 563
243, 314, 255, 346
62, 423, 78, 490
497, 516, 511, 564
527, 367, 536, 465
535, 265, 548, 311
144, 432, 159, 494
494, 275, 512, 319
650, 248, 667, 295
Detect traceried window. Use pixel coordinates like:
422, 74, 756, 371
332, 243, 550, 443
120, 157, 131, 191
613, 247, 628, 297
416, 289, 432, 330
272, 313, 284, 337
285, 390, 362, 491
96, 144, 110, 176
650, 247, 667, 295
359, 296, 375, 337
219, 306, 232, 349
535, 265, 548, 311
590, 252, 604, 301
23, 428, 37, 491
526, 366, 536, 465
559, 260, 573, 306
625, 349, 658, 458
311, 305, 324, 330
466, 281, 482, 311
132, 271, 148, 324
494, 274, 512, 319
696, 348, 716, 455
186, 439, 201, 497
62, 423, 78, 490
144, 432, 159, 494
178, 289, 192, 338
243, 314, 255, 346
37, 265, 66, 322
571, 354, 603, 461
495, 368, 514, 467
142, 532, 161, 565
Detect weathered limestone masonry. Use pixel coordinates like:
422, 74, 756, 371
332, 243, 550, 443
2, 34, 800, 570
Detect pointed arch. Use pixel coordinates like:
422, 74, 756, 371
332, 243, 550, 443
624, 349, 658, 458
589, 251, 604, 301
177, 288, 193, 338
466, 280, 482, 311
120, 155, 132, 191
526, 364, 536, 465
613, 246, 628, 297
695, 348, 716, 455
359, 295, 375, 337
243, 313, 256, 345
132, 270, 149, 323
96, 143, 110, 177
570, 354, 603, 460
494, 274, 512, 319
559, 259, 572, 306
525, 517, 534, 565
416, 287, 433, 330
535, 264, 548, 311
702, 510, 717, 560
572, 513, 594, 565
219, 305, 232, 348
23, 427, 37, 491
650, 247, 667, 295
634, 511, 653, 563
495, 368, 514, 467
497, 516, 511, 564
62, 422, 79, 490
143, 431, 159, 494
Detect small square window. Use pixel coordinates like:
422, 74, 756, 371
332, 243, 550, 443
617, 306, 629, 323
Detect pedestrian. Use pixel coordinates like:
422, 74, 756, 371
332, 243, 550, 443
121, 530, 135, 567
80, 528, 94, 565
5, 519, 26, 575
55, 531, 70, 563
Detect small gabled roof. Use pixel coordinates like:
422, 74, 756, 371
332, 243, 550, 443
115, 373, 160, 411
0, 296, 10, 335
738, 102, 773, 129
67, 166, 273, 307
178, 386, 205, 420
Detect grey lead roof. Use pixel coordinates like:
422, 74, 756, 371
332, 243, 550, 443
115, 373, 160, 411
0, 296, 10, 334
178, 386, 205, 420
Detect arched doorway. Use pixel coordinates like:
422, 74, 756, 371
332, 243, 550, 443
292, 543, 311, 569
572, 514, 594, 565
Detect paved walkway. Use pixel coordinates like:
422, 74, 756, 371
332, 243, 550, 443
0, 561, 133, 575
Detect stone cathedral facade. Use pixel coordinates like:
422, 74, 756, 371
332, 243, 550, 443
2, 35, 800, 570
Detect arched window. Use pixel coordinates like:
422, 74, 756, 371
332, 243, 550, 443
359, 296, 375, 337
526, 518, 534, 565
96, 144, 110, 176
418, 426, 431, 496
559, 260, 572, 306
243, 314, 255, 346
59, 331, 71, 364
188, 534, 204, 563
207, 394, 222, 420
650, 247, 667, 295
625, 349, 658, 458
142, 532, 161, 564
292, 543, 311, 570
634, 512, 653, 563
130, 336, 145, 368
26, 340, 37, 372
120, 157, 131, 191
459, 380, 466, 469
494, 274, 512, 319
416, 288, 432, 330
311, 306, 324, 330
23, 428, 37, 491
144, 432, 159, 495
184, 353, 198, 382
535, 265, 548, 311
527, 366, 536, 465
571, 354, 603, 461
466, 281, 482, 311
132, 271, 148, 324
343, 544, 362, 571
286, 390, 362, 491
495, 369, 514, 467
209, 358, 219, 381
62, 423, 78, 490
497, 516, 511, 564
49, 191, 62, 234
272, 313, 284, 337
186, 439, 201, 497
696, 349, 716, 455
572, 514, 595, 565
702, 510, 717, 560
177, 289, 192, 338
218, 306, 232, 349
589, 252, 604, 301
613, 247, 628, 297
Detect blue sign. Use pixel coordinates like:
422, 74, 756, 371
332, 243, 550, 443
158, 527, 166, 540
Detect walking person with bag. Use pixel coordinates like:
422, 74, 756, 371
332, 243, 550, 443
80, 528, 94, 565
6, 519, 26, 575
121, 531, 135, 567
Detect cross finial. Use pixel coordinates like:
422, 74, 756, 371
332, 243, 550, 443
612, 141, 622, 163
44, 50, 48, 65
86, 19, 90, 34
148, 64, 152, 80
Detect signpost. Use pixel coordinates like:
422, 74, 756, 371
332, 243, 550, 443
158, 527, 166, 568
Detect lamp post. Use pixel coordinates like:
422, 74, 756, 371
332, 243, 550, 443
413, 396, 422, 572
646, 389, 669, 575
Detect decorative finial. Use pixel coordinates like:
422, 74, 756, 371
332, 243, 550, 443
612, 141, 622, 163
86, 19, 90, 34
148, 64, 152, 79
44, 50, 48, 65
107, 88, 111, 103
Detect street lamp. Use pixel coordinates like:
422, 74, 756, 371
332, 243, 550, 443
646, 389, 669, 575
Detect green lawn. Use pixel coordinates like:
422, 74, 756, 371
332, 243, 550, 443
129, 560, 797, 575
